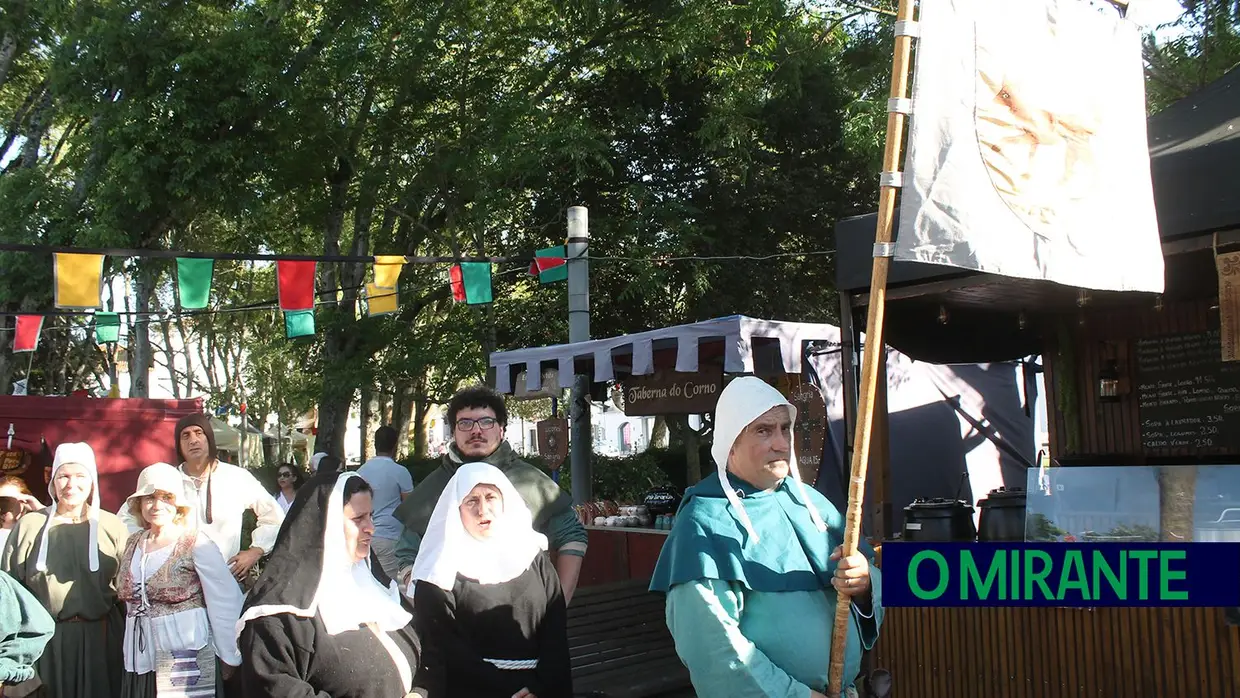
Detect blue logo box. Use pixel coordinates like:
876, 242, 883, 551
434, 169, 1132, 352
881, 542, 1240, 607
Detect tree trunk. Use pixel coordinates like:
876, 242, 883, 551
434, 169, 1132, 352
390, 381, 415, 459
0, 1, 28, 93
378, 390, 392, 426
159, 316, 180, 398
666, 415, 703, 485
412, 390, 430, 459
0, 314, 13, 395
175, 316, 197, 397
1158, 465, 1197, 541
129, 268, 155, 398
314, 382, 353, 460
651, 415, 669, 448
360, 384, 373, 462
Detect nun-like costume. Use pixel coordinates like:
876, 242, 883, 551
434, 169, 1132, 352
649, 377, 884, 698
235, 471, 419, 698
410, 462, 572, 698
0, 442, 130, 698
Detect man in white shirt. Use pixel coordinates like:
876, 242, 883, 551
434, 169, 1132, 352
119, 414, 285, 583
356, 425, 413, 580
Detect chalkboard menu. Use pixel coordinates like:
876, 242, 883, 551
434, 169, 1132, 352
1137, 329, 1240, 452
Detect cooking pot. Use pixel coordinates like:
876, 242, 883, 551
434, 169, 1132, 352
1196, 508, 1240, 542
902, 498, 976, 542
977, 487, 1027, 542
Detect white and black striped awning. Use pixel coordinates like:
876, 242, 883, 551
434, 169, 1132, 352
489, 315, 842, 394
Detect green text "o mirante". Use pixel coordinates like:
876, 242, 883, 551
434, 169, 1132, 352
907, 549, 1189, 602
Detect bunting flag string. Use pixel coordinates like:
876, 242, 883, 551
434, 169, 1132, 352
373, 256, 404, 289
94, 313, 120, 344
366, 284, 399, 317
284, 310, 316, 339
277, 261, 316, 311
450, 263, 493, 305
530, 246, 567, 284
2, 241, 836, 354
13, 316, 43, 352
176, 258, 214, 310
53, 253, 105, 310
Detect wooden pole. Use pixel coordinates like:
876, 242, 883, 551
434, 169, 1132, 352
826, 0, 918, 694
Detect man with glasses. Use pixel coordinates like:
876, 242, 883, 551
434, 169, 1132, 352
393, 384, 588, 601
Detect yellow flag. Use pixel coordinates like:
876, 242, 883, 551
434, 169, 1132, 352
366, 283, 399, 316
373, 256, 403, 289
54, 253, 105, 309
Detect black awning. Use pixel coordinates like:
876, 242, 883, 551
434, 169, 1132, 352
1147, 64, 1240, 240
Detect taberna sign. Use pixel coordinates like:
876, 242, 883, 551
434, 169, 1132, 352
618, 368, 724, 417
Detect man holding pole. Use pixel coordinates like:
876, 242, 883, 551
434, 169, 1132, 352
650, 377, 883, 698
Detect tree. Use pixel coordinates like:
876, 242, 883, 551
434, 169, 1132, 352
1144, 0, 1240, 113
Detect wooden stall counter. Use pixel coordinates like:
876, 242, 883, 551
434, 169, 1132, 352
577, 525, 670, 588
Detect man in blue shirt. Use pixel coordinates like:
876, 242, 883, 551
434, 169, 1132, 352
357, 425, 414, 580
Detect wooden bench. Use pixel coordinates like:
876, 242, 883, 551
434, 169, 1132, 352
568, 579, 691, 698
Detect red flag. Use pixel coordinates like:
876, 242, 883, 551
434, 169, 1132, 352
277, 261, 317, 311
528, 256, 566, 276
449, 264, 467, 302
13, 315, 43, 353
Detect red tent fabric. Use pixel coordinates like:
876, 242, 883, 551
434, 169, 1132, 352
0, 396, 203, 512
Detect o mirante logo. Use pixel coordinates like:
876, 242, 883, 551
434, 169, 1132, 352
882, 542, 1240, 608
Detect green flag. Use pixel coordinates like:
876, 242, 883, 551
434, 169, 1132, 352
450, 263, 493, 305
285, 309, 315, 338
94, 312, 120, 344
176, 258, 214, 309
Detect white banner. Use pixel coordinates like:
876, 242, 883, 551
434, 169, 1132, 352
895, 0, 1164, 293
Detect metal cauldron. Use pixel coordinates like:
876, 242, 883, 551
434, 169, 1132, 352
902, 498, 977, 542
977, 487, 1028, 542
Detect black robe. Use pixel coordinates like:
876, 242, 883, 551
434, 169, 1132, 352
238, 472, 420, 698
241, 611, 419, 698
413, 553, 571, 698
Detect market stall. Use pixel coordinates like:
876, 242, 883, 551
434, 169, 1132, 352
833, 64, 1240, 698
491, 315, 841, 584
489, 314, 1037, 586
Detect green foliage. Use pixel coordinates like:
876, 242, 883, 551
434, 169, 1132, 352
4, 0, 1232, 430
1143, 1, 1240, 113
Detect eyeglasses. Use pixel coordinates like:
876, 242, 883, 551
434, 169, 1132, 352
277, 472, 294, 479
455, 417, 498, 432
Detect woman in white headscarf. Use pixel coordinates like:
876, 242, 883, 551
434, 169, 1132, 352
117, 462, 243, 698
410, 462, 572, 698
0, 442, 131, 698
236, 471, 419, 698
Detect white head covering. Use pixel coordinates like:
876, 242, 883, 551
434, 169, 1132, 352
125, 462, 187, 510
309, 452, 328, 470
236, 471, 412, 638
411, 462, 548, 595
37, 442, 102, 572
710, 377, 827, 543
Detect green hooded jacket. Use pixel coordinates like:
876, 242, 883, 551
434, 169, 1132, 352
392, 441, 586, 570
0, 569, 54, 684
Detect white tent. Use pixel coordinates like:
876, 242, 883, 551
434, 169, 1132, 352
210, 417, 265, 468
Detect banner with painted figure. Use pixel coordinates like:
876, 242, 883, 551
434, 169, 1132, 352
895, 0, 1164, 293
